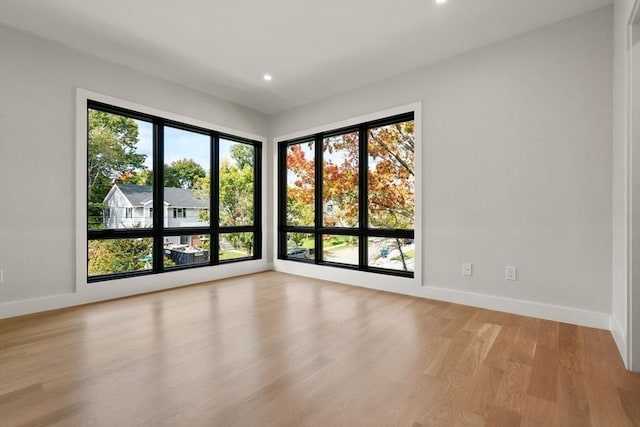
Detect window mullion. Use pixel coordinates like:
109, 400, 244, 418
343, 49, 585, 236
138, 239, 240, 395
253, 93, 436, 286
277, 142, 288, 259
253, 142, 263, 259
358, 125, 368, 271
314, 134, 323, 263
211, 132, 219, 264
152, 118, 164, 273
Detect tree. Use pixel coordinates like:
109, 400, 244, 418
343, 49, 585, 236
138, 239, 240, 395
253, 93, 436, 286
322, 132, 359, 227
116, 169, 152, 186
367, 122, 414, 230
367, 122, 415, 270
228, 232, 253, 256
219, 158, 254, 225
230, 143, 254, 169
192, 145, 256, 255
88, 110, 146, 227
285, 121, 415, 270
285, 143, 315, 226
164, 158, 205, 189
88, 237, 153, 276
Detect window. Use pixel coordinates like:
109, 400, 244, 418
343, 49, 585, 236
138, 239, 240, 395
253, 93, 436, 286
87, 101, 261, 282
173, 208, 186, 218
278, 113, 414, 277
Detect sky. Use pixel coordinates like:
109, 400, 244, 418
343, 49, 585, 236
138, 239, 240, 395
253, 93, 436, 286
135, 119, 236, 172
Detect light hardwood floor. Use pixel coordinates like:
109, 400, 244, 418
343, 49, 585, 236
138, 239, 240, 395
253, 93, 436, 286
1, 271, 639, 426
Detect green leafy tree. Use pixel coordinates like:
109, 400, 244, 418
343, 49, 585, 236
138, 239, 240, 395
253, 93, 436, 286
228, 232, 253, 256
289, 233, 306, 247
193, 145, 255, 254
88, 110, 146, 227
88, 238, 153, 276
230, 143, 254, 169
219, 158, 254, 226
164, 158, 205, 189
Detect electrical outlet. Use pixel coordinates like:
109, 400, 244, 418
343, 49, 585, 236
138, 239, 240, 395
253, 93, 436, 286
506, 266, 517, 281
462, 263, 472, 276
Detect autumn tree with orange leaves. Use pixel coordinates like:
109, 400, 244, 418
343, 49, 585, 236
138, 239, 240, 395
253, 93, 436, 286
367, 121, 414, 230
285, 121, 414, 268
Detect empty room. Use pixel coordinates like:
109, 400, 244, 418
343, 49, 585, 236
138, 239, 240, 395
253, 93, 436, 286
1, 0, 639, 425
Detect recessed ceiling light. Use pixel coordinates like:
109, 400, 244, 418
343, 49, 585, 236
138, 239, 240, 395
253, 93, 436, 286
263, 74, 272, 81
435, 0, 447, 3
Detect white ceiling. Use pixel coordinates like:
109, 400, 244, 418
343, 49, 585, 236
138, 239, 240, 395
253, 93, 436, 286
0, 0, 612, 115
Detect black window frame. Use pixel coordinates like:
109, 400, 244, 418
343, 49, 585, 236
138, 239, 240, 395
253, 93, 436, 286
277, 112, 415, 278
87, 100, 262, 282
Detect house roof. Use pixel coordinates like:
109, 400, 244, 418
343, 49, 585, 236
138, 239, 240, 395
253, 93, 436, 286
112, 184, 209, 208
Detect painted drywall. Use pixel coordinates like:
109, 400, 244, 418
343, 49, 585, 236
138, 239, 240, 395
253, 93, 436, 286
612, 0, 636, 369
272, 7, 614, 321
633, 20, 640, 371
0, 24, 270, 311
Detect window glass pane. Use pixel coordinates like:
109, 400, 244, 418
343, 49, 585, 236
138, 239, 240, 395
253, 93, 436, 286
219, 232, 254, 260
88, 110, 153, 230
322, 235, 358, 266
164, 127, 210, 228
286, 233, 314, 259
164, 234, 210, 267
367, 237, 415, 272
286, 141, 315, 226
323, 132, 358, 227
219, 139, 255, 226
88, 238, 153, 276
367, 121, 415, 229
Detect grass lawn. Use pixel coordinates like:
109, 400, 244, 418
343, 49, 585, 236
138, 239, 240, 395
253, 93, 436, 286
220, 250, 250, 260
392, 249, 414, 262
294, 236, 356, 252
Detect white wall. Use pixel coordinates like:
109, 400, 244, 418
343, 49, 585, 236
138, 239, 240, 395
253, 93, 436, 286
633, 20, 640, 370
612, 0, 637, 369
272, 7, 614, 327
0, 24, 270, 314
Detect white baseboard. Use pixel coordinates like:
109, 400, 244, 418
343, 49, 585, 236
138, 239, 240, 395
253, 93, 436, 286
273, 260, 417, 296
416, 285, 611, 330
610, 315, 629, 368
0, 262, 273, 319
273, 260, 612, 331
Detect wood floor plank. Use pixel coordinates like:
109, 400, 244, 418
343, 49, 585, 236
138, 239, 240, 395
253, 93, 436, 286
493, 360, 532, 414
0, 271, 638, 427
485, 405, 521, 426
618, 386, 640, 426
521, 395, 558, 427
462, 363, 504, 416
555, 367, 591, 427
527, 344, 558, 402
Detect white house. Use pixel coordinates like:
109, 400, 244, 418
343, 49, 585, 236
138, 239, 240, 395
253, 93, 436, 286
103, 184, 209, 229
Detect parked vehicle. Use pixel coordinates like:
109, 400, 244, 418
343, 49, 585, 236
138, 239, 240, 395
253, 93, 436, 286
287, 247, 309, 258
